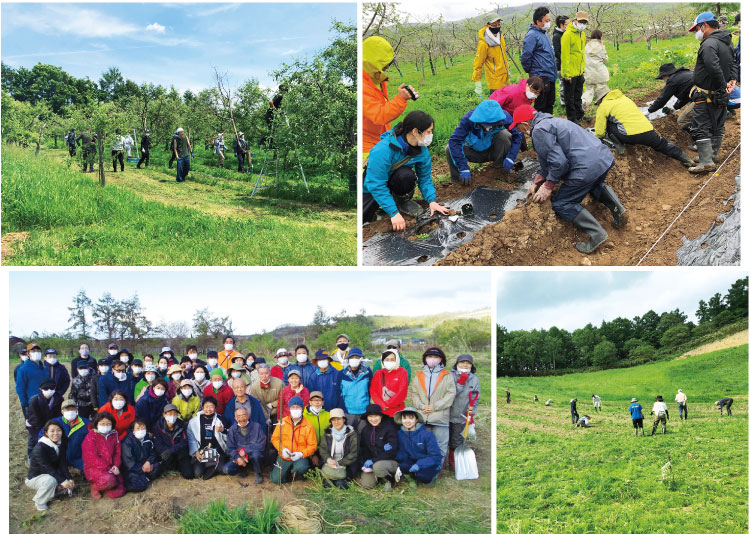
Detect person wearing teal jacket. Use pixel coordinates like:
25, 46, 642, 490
363, 110, 449, 231
339, 348, 373, 427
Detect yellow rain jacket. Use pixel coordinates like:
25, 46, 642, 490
594, 90, 653, 138
472, 26, 510, 91
560, 23, 586, 78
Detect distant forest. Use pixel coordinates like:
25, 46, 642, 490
497, 277, 748, 377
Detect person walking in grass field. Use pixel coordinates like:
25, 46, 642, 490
716, 397, 733, 416
506, 389, 511, 403
675, 389, 688, 420
592, 394, 601, 412
173, 127, 192, 182
136, 129, 150, 169
629, 398, 645, 436
570, 397, 579, 424
651, 395, 669, 435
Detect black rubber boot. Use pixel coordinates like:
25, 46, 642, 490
676, 150, 694, 168
688, 139, 716, 174
394, 190, 424, 218
607, 133, 625, 155
597, 185, 627, 228
571, 208, 608, 254
711, 134, 723, 162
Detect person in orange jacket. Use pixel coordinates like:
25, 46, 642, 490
362, 36, 416, 156
270, 396, 317, 483
217, 335, 242, 371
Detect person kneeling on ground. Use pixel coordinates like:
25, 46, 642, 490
318, 408, 359, 488
359, 403, 399, 491
121, 417, 161, 492
576, 414, 591, 428
363, 110, 450, 231
395, 406, 442, 488
446, 99, 523, 186
222, 407, 265, 484
81, 411, 126, 499
629, 398, 645, 436
153, 402, 194, 479
187, 396, 227, 480
271, 396, 317, 483
26, 420, 75, 511
594, 89, 693, 167
517, 104, 627, 254
651, 395, 669, 435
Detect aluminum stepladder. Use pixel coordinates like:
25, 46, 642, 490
250, 110, 309, 196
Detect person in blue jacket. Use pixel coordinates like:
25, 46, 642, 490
135, 378, 169, 429
14, 348, 28, 383
121, 417, 162, 491
309, 350, 343, 411
446, 99, 523, 186
340, 348, 373, 427
98, 359, 134, 407
16, 343, 48, 419
516, 104, 627, 254
363, 110, 450, 231
394, 406, 443, 487
42, 349, 71, 397
521, 6, 558, 113
283, 351, 317, 389
223, 379, 266, 429
629, 397, 645, 436
39, 399, 90, 471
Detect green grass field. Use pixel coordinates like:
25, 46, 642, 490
1, 144, 355, 265
497, 345, 748, 534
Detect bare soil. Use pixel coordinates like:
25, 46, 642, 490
364, 91, 741, 266
676, 330, 749, 359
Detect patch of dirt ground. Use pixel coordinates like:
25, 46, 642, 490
364, 90, 741, 266
676, 329, 748, 359
1, 231, 29, 263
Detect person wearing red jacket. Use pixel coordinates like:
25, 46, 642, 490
370, 349, 409, 417
362, 36, 414, 155
81, 412, 126, 499
490, 77, 545, 116
281, 369, 310, 418
98, 391, 136, 441
203, 369, 234, 417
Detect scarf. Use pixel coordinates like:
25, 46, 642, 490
457, 372, 470, 386
484, 28, 502, 47
260, 379, 270, 389
39, 436, 60, 454
332, 426, 347, 442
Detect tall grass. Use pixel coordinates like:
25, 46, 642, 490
1, 144, 356, 265
178, 499, 282, 534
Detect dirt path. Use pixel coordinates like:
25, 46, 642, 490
364, 91, 741, 266
677, 330, 748, 359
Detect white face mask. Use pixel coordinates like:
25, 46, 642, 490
159, 364, 168, 371
134, 429, 147, 440
108, 349, 118, 356
232, 371, 242, 378
695, 29, 704, 41
114, 371, 126, 380
384, 361, 397, 371
418, 133, 433, 147
79, 349, 89, 356
20, 355, 29, 361
30, 351, 42, 362
458, 367, 471, 374
348, 358, 361, 369
212, 380, 224, 389
63, 410, 77, 421
120, 356, 130, 363
98, 425, 112, 434
318, 360, 330, 369
132, 366, 142, 374
172, 373, 182, 381
145, 373, 156, 382
112, 399, 126, 410
99, 366, 110, 374
208, 359, 218, 367
154, 388, 166, 397
224, 344, 234, 351
278, 356, 289, 365
42, 389, 55, 399
79, 369, 90, 377
46, 357, 58, 366
296, 354, 308, 363
184, 363, 192, 370
188, 353, 198, 360
576, 22, 587, 31
194, 372, 205, 381
290, 408, 303, 419
182, 388, 193, 398
526, 89, 538, 100
543, 21, 551, 30
165, 415, 177, 425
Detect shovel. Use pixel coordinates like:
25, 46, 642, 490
455, 391, 479, 481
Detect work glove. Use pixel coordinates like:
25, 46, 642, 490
459, 169, 471, 185
282, 448, 292, 459
290, 452, 303, 461
474, 81, 483, 97
502, 157, 514, 172
383, 443, 392, 451
363, 459, 374, 469
409, 464, 420, 473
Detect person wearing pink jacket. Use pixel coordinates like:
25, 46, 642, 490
81, 412, 126, 499
490, 77, 545, 116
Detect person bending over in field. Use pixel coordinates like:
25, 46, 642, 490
650, 395, 669, 435
576, 414, 591, 427
363, 110, 450, 231
716, 397, 733, 416
445, 99, 523, 186
629, 398, 645, 436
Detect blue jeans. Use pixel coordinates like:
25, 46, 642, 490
222, 453, 262, 475
678, 402, 688, 419
176, 156, 190, 182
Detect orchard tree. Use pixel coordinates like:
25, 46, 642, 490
67, 290, 92, 338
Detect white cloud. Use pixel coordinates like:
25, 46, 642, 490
280, 46, 305, 56
146, 22, 166, 34
7, 5, 139, 38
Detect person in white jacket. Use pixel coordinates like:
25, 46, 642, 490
651, 395, 669, 435
675, 389, 688, 420
582, 29, 610, 109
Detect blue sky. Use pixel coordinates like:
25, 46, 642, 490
497, 271, 747, 332
2, 3, 354, 93
9, 271, 490, 337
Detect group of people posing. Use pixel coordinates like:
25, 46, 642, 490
362, 8, 740, 255
16, 336, 481, 511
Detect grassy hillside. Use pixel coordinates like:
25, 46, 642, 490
370, 308, 491, 331
497, 345, 748, 533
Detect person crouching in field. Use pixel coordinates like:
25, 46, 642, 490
222, 407, 265, 484
651, 395, 669, 435
650, 63, 695, 130
576, 415, 591, 427
445, 99, 523, 186
26, 420, 75, 511
363, 110, 450, 231
675, 389, 688, 420
318, 408, 358, 488
187, 396, 227, 480
359, 403, 399, 491
716, 397, 733, 416
121, 417, 161, 492
395, 406, 442, 488
517, 104, 627, 254
629, 398, 645, 436
448, 354, 480, 472
271, 396, 317, 484
174, 127, 192, 182
593, 89, 693, 167
81, 412, 126, 499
